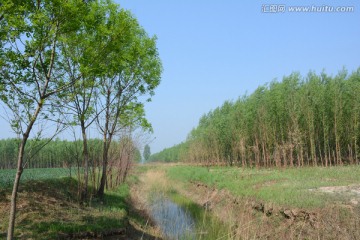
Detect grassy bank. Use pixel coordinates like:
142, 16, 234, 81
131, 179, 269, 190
0, 168, 159, 239
131, 164, 360, 239
131, 167, 232, 239
166, 165, 360, 208
0, 177, 130, 238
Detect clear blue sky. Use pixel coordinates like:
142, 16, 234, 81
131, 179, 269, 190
0, 1, 359, 154
117, 0, 360, 153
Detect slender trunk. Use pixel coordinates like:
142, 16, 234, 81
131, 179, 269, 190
310, 137, 316, 166
240, 139, 246, 168
92, 157, 96, 194
97, 90, 111, 198
282, 145, 287, 168
334, 114, 338, 165
77, 156, 81, 198
81, 122, 89, 200
300, 145, 304, 167
254, 138, 259, 168
348, 144, 353, 165
323, 114, 328, 167
355, 138, 359, 165
290, 146, 294, 167
7, 142, 25, 240
109, 167, 112, 189
98, 138, 108, 197
262, 142, 267, 167
355, 114, 359, 165
7, 103, 43, 239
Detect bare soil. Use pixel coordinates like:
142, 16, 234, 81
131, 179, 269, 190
313, 185, 360, 206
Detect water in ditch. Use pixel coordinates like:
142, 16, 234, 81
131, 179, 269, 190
150, 196, 196, 240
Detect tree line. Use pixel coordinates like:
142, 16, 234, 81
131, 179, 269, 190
0, 0, 161, 238
149, 142, 188, 163
151, 68, 360, 167
0, 138, 141, 169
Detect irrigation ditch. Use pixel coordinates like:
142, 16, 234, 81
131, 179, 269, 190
129, 168, 230, 239
129, 165, 360, 240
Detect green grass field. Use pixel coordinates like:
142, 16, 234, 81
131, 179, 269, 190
165, 165, 360, 208
0, 168, 70, 188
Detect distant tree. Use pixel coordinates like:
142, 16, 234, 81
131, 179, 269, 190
143, 144, 151, 162
155, 68, 360, 168
134, 148, 142, 163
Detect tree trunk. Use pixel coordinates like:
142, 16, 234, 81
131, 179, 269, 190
98, 139, 108, 198
7, 103, 42, 239
81, 122, 89, 201
97, 91, 111, 198
355, 138, 359, 165
7, 145, 25, 240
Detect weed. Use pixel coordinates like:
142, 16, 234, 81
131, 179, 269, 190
166, 165, 360, 208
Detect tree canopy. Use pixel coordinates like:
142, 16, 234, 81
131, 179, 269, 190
143, 144, 151, 161
151, 68, 360, 168
0, 0, 161, 237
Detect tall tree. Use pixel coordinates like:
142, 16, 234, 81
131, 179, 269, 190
0, 1, 89, 238
143, 144, 151, 161
96, 4, 162, 198
59, 0, 109, 200
151, 68, 360, 169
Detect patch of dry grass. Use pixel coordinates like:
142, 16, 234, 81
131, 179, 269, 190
0, 178, 128, 239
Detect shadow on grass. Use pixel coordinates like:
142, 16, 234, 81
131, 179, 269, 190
1, 177, 159, 239
33, 217, 127, 239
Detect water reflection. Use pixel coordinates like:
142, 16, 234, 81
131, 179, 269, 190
150, 196, 196, 240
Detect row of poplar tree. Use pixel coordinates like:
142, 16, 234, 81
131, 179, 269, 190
151, 68, 360, 167
0, 138, 141, 170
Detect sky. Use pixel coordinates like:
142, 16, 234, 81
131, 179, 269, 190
1, 1, 360, 154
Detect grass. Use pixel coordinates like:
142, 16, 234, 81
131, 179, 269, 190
0, 166, 159, 239
166, 165, 360, 208
0, 169, 131, 239
133, 167, 232, 239
0, 168, 70, 188
168, 190, 231, 240
127, 164, 360, 239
